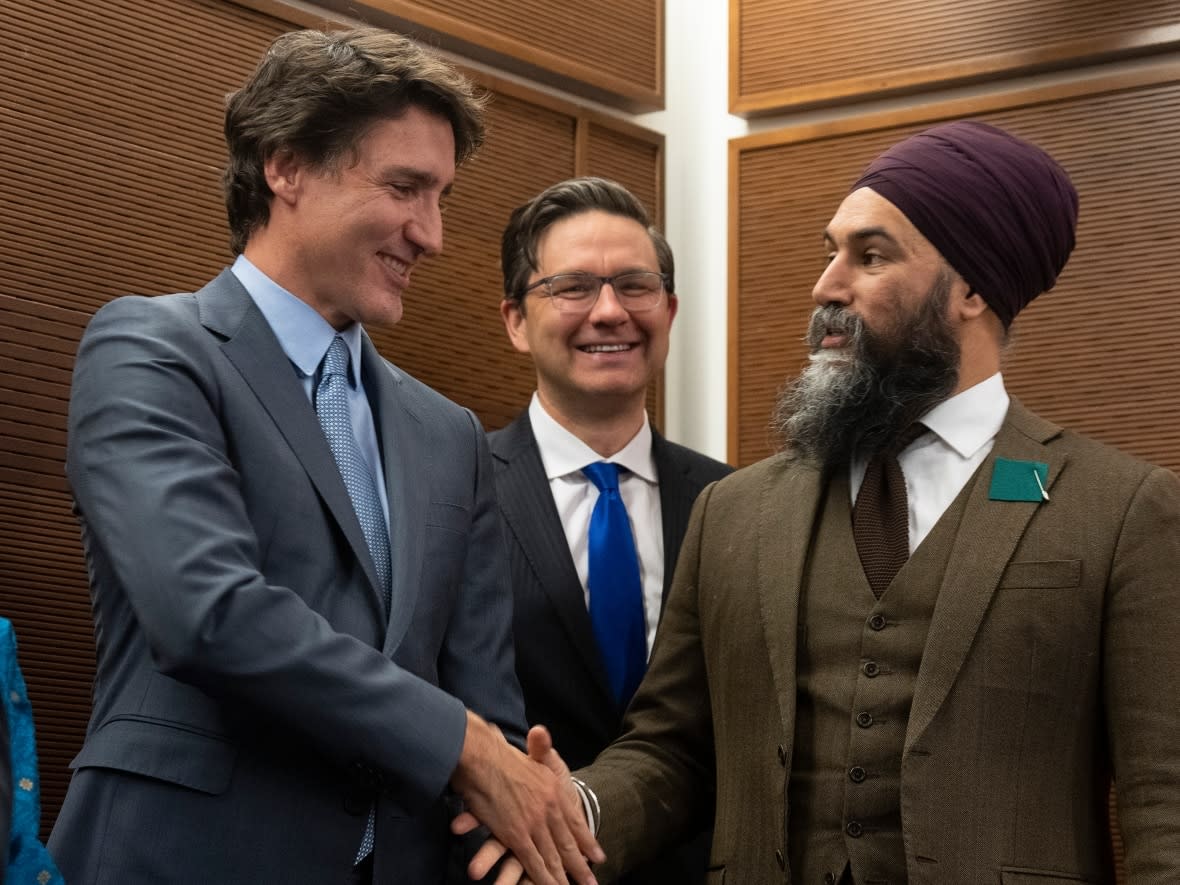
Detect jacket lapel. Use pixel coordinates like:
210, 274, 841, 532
757, 456, 825, 743
361, 338, 429, 653
490, 414, 614, 704
906, 399, 1068, 750
653, 432, 700, 604
201, 272, 384, 608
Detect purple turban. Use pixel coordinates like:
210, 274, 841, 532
851, 120, 1078, 327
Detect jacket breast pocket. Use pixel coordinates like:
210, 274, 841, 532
998, 559, 1081, 589
425, 500, 470, 535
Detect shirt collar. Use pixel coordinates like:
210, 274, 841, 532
918, 372, 1009, 458
528, 393, 657, 484
232, 254, 363, 385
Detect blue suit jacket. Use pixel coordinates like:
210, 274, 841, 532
50, 271, 525, 883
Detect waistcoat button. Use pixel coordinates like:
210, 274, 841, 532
868, 613, 887, 630
846, 820, 864, 838
855, 711, 873, 728
848, 766, 867, 783
862, 660, 880, 677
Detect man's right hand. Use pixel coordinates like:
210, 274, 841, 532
450, 712, 603, 885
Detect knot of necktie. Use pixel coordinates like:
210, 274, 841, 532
582, 460, 623, 494
887, 422, 929, 457
321, 335, 350, 381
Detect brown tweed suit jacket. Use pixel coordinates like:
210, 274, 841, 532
581, 400, 1180, 884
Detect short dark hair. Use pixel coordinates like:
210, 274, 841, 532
500, 177, 673, 311
222, 27, 488, 254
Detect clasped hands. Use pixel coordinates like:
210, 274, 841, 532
451, 714, 601, 885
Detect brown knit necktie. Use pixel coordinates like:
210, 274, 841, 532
853, 423, 928, 598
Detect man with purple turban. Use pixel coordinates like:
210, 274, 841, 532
458, 121, 1180, 884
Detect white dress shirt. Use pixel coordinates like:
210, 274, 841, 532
850, 372, 1010, 552
528, 394, 664, 655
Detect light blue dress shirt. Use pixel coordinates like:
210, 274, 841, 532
231, 255, 390, 526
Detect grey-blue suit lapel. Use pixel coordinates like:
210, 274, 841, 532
491, 414, 614, 704
906, 399, 1069, 751
361, 337, 429, 654
199, 270, 389, 623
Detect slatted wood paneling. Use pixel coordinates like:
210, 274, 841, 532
730, 64, 1180, 472
731, 0, 1180, 115
0, 0, 662, 828
1, 0, 284, 833
310, 0, 664, 111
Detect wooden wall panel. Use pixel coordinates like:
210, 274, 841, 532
1, 0, 662, 829
732, 0, 1180, 115
730, 64, 1180, 475
311, 0, 664, 111
1, 0, 283, 831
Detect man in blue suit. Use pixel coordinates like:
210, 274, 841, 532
50, 28, 598, 885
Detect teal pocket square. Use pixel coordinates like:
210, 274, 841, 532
989, 457, 1050, 502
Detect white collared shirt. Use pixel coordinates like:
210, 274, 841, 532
528, 394, 664, 655
850, 373, 1010, 552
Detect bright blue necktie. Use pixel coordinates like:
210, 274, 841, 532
582, 462, 647, 710
316, 336, 392, 616
316, 337, 389, 863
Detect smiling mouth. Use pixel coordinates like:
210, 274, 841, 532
378, 252, 410, 280
579, 343, 634, 353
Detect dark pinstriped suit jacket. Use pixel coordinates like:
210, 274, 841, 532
489, 410, 732, 885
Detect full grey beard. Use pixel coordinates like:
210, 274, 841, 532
774, 277, 960, 467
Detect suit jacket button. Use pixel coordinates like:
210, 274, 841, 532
846, 820, 864, 838
848, 766, 867, 783
775, 848, 785, 870
777, 744, 787, 766
856, 711, 874, 728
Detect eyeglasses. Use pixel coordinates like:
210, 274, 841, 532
521, 271, 669, 314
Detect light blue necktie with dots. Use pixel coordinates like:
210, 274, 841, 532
315, 336, 390, 863
582, 461, 647, 711
316, 336, 392, 615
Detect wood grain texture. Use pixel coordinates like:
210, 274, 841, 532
308, 0, 665, 111
732, 0, 1180, 115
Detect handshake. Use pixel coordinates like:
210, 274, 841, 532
450, 712, 605, 885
